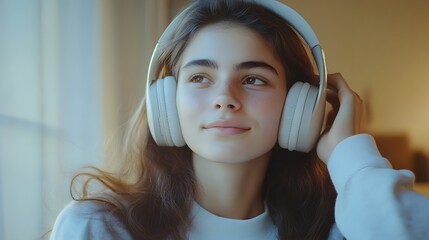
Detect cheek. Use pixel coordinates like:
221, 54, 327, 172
252, 94, 285, 122
176, 88, 205, 128
176, 89, 190, 123
177, 90, 195, 109
252, 94, 286, 142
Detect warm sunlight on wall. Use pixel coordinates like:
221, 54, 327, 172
282, 0, 429, 155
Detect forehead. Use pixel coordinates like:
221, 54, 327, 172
179, 22, 280, 67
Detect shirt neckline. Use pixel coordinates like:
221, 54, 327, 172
188, 202, 277, 240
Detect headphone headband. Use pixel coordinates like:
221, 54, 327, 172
147, 0, 326, 102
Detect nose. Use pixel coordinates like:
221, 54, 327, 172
212, 83, 241, 111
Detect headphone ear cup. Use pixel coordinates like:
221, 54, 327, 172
147, 76, 185, 147
278, 82, 319, 152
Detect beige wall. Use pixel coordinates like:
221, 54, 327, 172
281, 0, 429, 155
100, 0, 170, 143
101, 0, 429, 156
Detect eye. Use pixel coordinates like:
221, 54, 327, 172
189, 74, 210, 84
242, 76, 266, 85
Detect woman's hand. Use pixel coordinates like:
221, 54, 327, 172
317, 73, 363, 164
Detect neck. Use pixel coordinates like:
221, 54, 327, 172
193, 152, 271, 219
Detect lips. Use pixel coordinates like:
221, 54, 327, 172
203, 120, 250, 135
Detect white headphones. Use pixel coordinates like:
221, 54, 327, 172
146, 0, 327, 153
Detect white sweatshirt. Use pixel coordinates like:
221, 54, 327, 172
50, 134, 429, 239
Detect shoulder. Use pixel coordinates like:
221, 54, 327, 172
327, 223, 345, 240
50, 200, 132, 240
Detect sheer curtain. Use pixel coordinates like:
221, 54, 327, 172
0, 0, 101, 239
0, 0, 171, 239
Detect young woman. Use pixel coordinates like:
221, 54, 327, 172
51, 1, 429, 239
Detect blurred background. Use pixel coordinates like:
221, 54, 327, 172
1, 0, 428, 239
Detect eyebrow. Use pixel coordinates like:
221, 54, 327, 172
182, 59, 279, 76
235, 61, 278, 76
182, 59, 218, 69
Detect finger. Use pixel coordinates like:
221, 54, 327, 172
326, 87, 340, 124
327, 74, 360, 119
324, 109, 336, 130
326, 86, 339, 109
326, 73, 363, 134
327, 73, 350, 91
352, 91, 364, 132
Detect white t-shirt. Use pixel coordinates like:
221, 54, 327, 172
50, 134, 429, 239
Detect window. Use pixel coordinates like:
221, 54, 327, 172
0, 0, 102, 238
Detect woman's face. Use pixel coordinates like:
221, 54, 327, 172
176, 22, 287, 163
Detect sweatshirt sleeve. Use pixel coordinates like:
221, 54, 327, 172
327, 134, 429, 240
50, 201, 133, 240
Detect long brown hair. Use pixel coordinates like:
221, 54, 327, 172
72, 0, 336, 239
